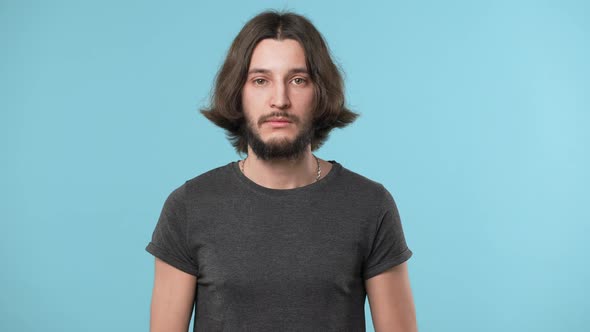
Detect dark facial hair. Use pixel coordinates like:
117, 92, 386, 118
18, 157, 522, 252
242, 112, 314, 161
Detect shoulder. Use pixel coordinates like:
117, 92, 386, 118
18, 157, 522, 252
168, 162, 235, 200
324, 163, 397, 218
185, 162, 231, 185
337, 164, 390, 200
160, 162, 234, 202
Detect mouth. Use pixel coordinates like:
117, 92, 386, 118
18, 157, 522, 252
264, 118, 292, 128
265, 118, 292, 123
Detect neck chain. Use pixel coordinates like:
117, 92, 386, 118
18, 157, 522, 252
240, 154, 322, 183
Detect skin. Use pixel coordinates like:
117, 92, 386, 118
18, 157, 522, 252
149, 258, 196, 332
149, 38, 417, 331
240, 38, 333, 189
365, 262, 418, 331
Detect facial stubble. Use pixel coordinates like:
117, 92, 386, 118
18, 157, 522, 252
243, 115, 315, 161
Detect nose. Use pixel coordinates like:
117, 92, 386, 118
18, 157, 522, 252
270, 81, 290, 109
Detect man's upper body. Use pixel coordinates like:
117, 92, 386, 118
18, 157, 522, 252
147, 9, 417, 332
147, 159, 415, 331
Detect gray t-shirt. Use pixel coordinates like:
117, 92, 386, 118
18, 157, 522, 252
146, 160, 412, 331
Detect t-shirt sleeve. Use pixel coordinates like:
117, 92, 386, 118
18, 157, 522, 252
362, 185, 413, 280
145, 184, 199, 277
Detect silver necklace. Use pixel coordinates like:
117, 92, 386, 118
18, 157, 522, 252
240, 154, 322, 182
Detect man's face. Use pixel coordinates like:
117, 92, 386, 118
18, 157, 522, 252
241, 38, 315, 161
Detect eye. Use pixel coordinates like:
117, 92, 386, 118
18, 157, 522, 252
292, 77, 307, 85
253, 78, 267, 86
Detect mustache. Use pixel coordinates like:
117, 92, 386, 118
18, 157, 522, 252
259, 113, 298, 124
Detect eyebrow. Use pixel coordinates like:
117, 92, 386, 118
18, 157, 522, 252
247, 67, 309, 76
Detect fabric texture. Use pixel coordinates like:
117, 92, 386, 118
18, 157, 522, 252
145, 160, 412, 331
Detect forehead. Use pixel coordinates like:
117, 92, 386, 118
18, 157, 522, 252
248, 38, 307, 72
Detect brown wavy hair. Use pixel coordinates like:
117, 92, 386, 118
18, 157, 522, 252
199, 10, 360, 156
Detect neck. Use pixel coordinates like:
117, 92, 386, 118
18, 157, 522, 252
241, 147, 321, 190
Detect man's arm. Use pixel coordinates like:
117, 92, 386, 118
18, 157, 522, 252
149, 257, 197, 332
365, 261, 418, 332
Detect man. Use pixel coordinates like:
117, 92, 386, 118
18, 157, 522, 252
146, 10, 417, 332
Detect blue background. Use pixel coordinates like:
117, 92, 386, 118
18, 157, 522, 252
2, 0, 588, 331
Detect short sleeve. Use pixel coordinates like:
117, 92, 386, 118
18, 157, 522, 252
362, 185, 413, 280
145, 184, 199, 277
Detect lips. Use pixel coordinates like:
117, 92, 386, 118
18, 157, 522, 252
265, 117, 292, 123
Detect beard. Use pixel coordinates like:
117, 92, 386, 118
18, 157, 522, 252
242, 114, 314, 161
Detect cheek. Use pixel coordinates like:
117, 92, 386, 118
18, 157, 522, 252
242, 86, 263, 109
306, 89, 315, 105
292, 87, 315, 105
241, 86, 252, 102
